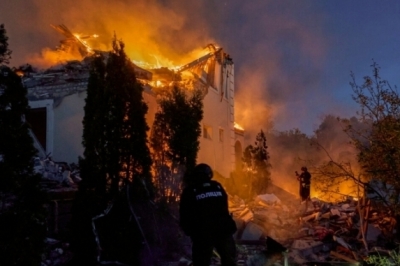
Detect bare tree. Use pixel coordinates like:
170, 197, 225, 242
346, 62, 400, 213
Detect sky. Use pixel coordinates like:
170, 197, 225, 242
1, 0, 400, 137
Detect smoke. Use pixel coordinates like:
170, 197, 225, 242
266, 115, 362, 199
2, 0, 334, 131
1, 0, 360, 197
1, 0, 218, 68
227, 1, 329, 138
208, 1, 359, 199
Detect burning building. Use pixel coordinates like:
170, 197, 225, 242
23, 25, 244, 179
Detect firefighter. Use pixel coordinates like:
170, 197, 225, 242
296, 166, 311, 205
179, 163, 237, 266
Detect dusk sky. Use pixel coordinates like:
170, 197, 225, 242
1, 0, 400, 137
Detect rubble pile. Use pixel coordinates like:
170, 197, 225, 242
17, 157, 396, 266
227, 188, 398, 265
35, 185, 398, 266
34, 156, 81, 190
22, 60, 90, 101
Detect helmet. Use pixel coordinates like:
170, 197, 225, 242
193, 163, 213, 180
301, 166, 307, 171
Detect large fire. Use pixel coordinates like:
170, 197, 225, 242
132, 46, 209, 71
23, 24, 363, 204
31, 24, 214, 76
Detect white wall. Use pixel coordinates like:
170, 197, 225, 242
197, 61, 235, 178
32, 58, 236, 175
52, 92, 86, 163
49, 89, 158, 163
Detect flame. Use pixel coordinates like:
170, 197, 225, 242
271, 172, 364, 203
234, 122, 244, 131
151, 80, 163, 87
132, 47, 211, 71
73, 33, 94, 53
32, 24, 214, 78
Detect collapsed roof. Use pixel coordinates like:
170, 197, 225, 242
21, 24, 233, 101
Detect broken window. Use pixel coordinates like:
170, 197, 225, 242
26, 107, 47, 151
203, 125, 212, 140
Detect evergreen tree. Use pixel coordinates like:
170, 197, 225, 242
0, 24, 47, 265
80, 36, 153, 200
0, 24, 12, 65
71, 54, 108, 264
73, 37, 154, 264
150, 86, 203, 201
80, 54, 107, 196
150, 105, 170, 200
243, 130, 271, 195
104, 37, 153, 199
165, 87, 203, 174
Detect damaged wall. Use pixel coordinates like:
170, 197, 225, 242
52, 92, 86, 163
198, 60, 236, 177
25, 50, 240, 178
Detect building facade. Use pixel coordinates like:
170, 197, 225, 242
25, 48, 243, 178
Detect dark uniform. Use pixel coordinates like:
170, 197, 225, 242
179, 164, 237, 266
297, 167, 311, 202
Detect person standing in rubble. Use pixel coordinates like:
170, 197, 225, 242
179, 163, 237, 266
296, 166, 311, 205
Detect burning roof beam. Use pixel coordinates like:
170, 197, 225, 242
50, 24, 94, 58
177, 47, 222, 73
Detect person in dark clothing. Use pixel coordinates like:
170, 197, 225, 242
296, 166, 311, 205
179, 163, 237, 266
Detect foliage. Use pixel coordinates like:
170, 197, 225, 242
344, 62, 400, 213
80, 36, 153, 200
0, 67, 38, 190
242, 130, 271, 195
108, 37, 153, 198
365, 249, 400, 266
267, 128, 318, 171
0, 184, 48, 266
0, 27, 47, 265
150, 86, 203, 202
76, 36, 155, 264
269, 128, 311, 152
309, 115, 366, 201
309, 148, 364, 201
69, 189, 102, 265
0, 24, 12, 65
80, 54, 107, 196
311, 64, 400, 202
73, 54, 109, 264
92, 191, 143, 265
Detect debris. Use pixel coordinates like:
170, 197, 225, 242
178, 257, 192, 266
34, 155, 80, 188
255, 193, 281, 205
241, 222, 264, 241
225, 183, 398, 265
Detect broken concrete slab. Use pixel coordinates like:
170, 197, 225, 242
331, 208, 341, 218
255, 193, 281, 206
226, 189, 398, 265
241, 222, 264, 241
291, 239, 324, 257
